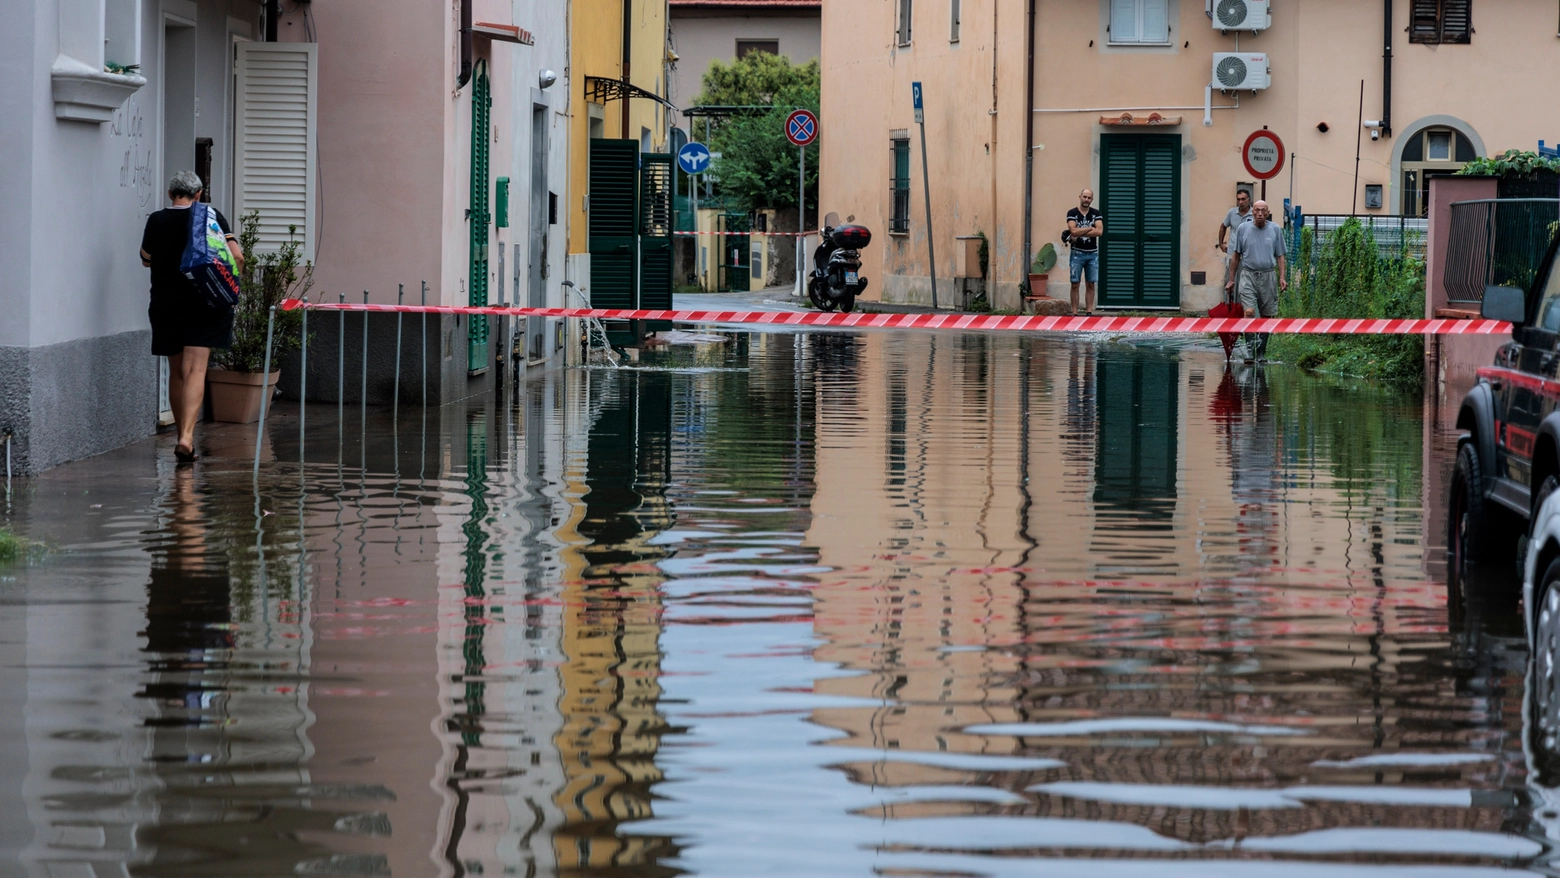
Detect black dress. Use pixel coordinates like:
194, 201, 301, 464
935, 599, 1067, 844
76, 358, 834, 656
141, 206, 236, 356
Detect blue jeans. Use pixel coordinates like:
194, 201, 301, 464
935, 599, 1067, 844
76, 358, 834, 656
1069, 249, 1099, 284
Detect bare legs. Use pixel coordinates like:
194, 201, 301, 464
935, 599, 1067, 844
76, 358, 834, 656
1069, 281, 1096, 315
166, 347, 210, 455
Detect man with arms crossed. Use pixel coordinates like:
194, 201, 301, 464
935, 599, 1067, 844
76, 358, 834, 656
1225, 200, 1286, 363
1066, 189, 1103, 315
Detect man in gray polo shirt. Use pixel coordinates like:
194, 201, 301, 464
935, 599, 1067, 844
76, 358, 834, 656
1226, 200, 1287, 363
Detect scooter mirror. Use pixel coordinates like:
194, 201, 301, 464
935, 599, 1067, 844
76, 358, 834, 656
824, 211, 840, 228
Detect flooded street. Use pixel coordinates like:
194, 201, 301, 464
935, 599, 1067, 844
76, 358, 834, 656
0, 330, 1546, 876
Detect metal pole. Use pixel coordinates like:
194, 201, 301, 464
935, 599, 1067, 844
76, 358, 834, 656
299, 296, 308, 462
253, 305, 277, 476
394, 284, 404, 424
797, 144, 805, 299
361, 290, 369, 426
421, 281, 428, 411
918, 113, 939, 309
337, 291, 345, 426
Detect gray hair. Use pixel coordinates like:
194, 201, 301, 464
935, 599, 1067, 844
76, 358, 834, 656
167, 170, 204, 198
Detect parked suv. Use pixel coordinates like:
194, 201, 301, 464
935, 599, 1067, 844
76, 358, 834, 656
1453, 235, 1560, 570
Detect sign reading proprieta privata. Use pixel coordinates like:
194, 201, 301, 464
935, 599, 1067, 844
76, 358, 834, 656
1243, 130, 1285, 180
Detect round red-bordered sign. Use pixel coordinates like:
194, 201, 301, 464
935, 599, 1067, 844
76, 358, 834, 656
1243, 130, 1286, 180
785, 109, 818, 147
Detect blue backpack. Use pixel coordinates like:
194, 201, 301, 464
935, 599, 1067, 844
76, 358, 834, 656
179, 203, 241, 309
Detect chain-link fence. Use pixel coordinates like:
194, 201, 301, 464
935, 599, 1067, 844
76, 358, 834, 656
1443, 198, 1560, 305
1285, 214, 1428, 270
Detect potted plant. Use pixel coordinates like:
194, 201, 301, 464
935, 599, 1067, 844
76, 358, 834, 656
1027, 243, 1057, 298
208, 212, 312, 423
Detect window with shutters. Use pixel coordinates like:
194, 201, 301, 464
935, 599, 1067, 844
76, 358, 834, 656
950, 0, 961, 42
233, 42, 318, 260
1110, 0, 1170, 45
890, 138, 911, 234
897, 0, 913, 46
1409, 0, 1471, 44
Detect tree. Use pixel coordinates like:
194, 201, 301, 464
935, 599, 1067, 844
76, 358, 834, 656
690, 54, 819, 216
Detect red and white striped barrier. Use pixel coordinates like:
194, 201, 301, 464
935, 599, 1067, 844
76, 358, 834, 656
671, 230, 819, 236
279, 300, 1509, 336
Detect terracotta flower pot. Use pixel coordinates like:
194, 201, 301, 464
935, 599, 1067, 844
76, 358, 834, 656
1027, 273, 1050, 297
207, 369, 281, 424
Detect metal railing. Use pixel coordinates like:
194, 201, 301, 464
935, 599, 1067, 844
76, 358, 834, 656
1286, 214, 1428, 266
1443, 199, 1560, 304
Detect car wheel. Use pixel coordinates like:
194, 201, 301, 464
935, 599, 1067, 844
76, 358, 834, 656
1537, 474, 1560, 532
1450, 442, 1515, 567
1533, 558, 1560, 776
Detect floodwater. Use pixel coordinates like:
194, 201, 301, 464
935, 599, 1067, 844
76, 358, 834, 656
0, 329, 1550, 877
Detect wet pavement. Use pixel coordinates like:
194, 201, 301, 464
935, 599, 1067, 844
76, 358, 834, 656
0, 329, 1550, 876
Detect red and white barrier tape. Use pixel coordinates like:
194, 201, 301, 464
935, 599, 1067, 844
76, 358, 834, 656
279, 300, 1509, 335
671, 230, 819, 236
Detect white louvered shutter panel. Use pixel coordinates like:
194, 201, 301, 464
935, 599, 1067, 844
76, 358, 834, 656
1141, 0, 1169, 42
234, 42, 317, 260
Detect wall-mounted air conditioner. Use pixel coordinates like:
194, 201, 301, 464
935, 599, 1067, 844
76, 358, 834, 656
1208, 0, 1272, 34
1213, 53, 1271, 92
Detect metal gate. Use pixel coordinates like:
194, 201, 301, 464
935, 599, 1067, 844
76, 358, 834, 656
468, 60, 492, 372
718, 213, 750, 292
640, 154, 674, 333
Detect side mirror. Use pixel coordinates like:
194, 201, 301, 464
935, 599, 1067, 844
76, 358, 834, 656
1482, 285, 1526, 325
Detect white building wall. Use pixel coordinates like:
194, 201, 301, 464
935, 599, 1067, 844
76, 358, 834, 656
0, 0, 261, 474
668, 11, 821, 111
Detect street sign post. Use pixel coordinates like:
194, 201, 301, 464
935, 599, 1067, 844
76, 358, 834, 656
786, 110, 819, 298
912, 82, 937, 309
1243, 129, 1285, 200
677, 141, 711, 175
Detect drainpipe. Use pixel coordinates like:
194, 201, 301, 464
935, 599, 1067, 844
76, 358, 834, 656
621, 0, 633, 139
456, 0, 473, 89
1021, 0, 1037, 294
1381, 0, 1393, 137
264, 0, 278, 41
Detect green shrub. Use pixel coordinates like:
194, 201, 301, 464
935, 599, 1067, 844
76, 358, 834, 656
1270, 218, 1426, 387
214, 212, 312, 373
0, 527, 27, 563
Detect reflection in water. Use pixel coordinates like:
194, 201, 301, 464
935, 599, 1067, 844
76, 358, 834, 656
0, 331, 1550, 875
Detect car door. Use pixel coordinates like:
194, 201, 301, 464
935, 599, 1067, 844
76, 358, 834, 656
1516, 253, 1560, 496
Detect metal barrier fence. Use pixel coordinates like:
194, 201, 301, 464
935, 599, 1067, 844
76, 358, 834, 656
1286, 214, 1428, 267
1443, 199, 1560, 305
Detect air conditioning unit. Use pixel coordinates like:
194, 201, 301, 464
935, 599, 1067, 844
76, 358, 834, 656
1212, 53, 1271, 92
1208, 0, 1272, 34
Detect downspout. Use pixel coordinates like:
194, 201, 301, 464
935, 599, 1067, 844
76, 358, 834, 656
1381, 0, 1393, 137
456, 0, 473, 88
621, 0, 633, 139
1021, 0, 1037, 294
264, 0, 278, 41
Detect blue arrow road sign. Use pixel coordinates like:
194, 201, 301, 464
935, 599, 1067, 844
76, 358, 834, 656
678, 141, 712, 175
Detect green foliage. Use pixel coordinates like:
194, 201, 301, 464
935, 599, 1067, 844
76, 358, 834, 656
215, 212, 312, 373
694, 54, 820, 107
694, 55, 820, 214
976, 231, 990, 279
1268, 368, 1424, 496
1270, 218, 1426, 387
0, 527, 20, 563
1456, 149, 1560, 179
1031, 243, 1057, 274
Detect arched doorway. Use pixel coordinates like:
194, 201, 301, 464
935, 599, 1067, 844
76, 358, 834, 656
1391, 116, 1485, 216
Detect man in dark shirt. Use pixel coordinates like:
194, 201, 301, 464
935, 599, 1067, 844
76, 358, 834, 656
1066, 189, 1103, 315
139, 170, 244, 462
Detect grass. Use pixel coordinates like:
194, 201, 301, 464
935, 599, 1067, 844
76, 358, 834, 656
1269, 219, 1426, 388
0, 527, 27, 564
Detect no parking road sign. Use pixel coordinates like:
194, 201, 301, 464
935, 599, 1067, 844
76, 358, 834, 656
678, 141, 712, 175
785, 109, 818, 147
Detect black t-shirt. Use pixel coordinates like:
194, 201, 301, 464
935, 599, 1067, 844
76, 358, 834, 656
141, 206, 233, 308
1067, 207, 1102, 252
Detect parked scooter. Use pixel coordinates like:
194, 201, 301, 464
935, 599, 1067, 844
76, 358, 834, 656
808, 212, 872, 313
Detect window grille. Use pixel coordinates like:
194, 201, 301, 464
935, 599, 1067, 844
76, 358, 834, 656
890, 139, 911, 233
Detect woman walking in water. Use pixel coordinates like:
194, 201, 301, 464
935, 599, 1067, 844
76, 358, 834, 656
139, 171, 244, 463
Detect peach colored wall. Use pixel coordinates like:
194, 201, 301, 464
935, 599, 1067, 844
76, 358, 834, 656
824, 0, 1560, 313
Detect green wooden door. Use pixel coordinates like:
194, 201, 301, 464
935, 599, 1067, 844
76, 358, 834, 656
1094, 354, 1178, 518
589, 139, 639, 346
468, 61, 492, 372
640, 154, 674, 332
1099, 134, 1180, 309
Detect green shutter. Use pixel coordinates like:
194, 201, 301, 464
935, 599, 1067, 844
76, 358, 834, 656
1099, 133, 1180, 309
639, 153, 674, 331
468, 62, 491, 372
589, 139, 640, 345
